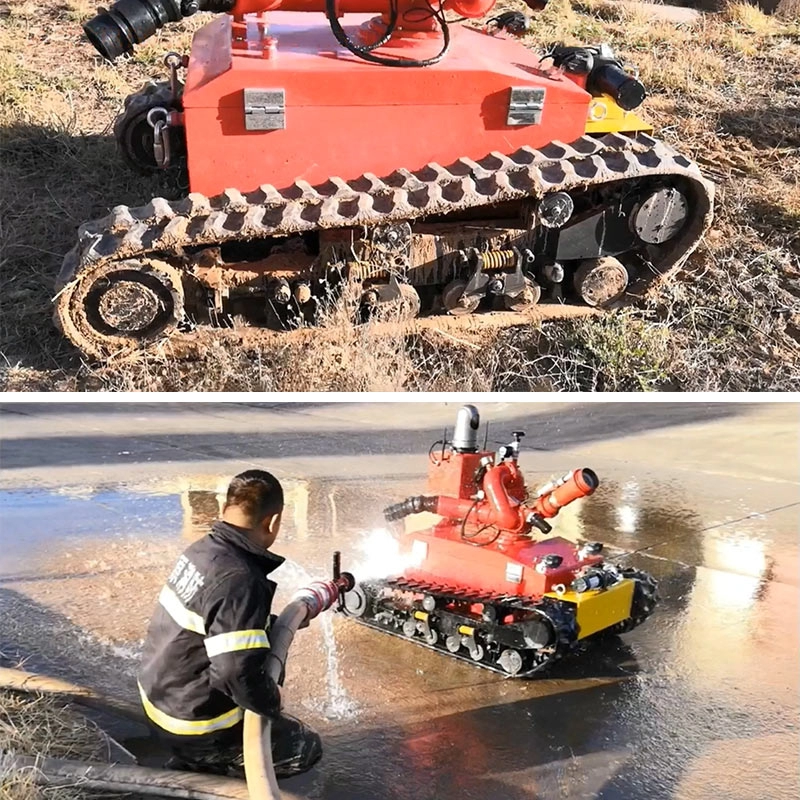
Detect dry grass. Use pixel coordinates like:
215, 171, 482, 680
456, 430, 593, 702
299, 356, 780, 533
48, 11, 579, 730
1, 0, 798, 391
724, 1, 779, 31
0, 689, 113, 800
775, 0, 800, 20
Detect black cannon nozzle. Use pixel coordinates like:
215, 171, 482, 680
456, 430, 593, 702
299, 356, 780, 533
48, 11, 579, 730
83, 0, 198, 61
384, 495, 438, 522
588, 63, 646, 111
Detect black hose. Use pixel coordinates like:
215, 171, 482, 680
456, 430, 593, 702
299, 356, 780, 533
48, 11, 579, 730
325, 0, 450, 68
384, 495, 438, 521
83, 0, 233, 61
83, 0, 185, 60
359, 0, 400, 52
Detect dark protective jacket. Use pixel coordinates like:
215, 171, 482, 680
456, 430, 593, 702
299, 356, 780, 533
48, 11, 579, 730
138, 521, 284, 745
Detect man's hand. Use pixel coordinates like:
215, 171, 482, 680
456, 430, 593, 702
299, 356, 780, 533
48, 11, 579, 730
269, 684, 283, 717
263, 683, 283, 719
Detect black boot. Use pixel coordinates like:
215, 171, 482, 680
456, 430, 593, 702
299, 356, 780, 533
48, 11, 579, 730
270, 712, 323, 779
164, 754, 230, 775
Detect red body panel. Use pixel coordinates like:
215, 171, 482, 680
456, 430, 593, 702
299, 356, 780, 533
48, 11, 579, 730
230, 0, 496, 23
427, 452, 484, 498
401, 531, 598, 598
397, 449, 600, 600
182, 12, 591, 196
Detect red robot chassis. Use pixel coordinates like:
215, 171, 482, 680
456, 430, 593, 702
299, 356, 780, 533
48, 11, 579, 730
341, 405, 658, 676
56, 0, 714, 360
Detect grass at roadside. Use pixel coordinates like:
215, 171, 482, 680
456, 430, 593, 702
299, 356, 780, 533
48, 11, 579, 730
1, 0, 798, 391
0, 689, 111, 800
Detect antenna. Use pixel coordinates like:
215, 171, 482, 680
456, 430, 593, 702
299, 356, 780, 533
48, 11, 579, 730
483, 421, 489, 451
442, 427, 447, 461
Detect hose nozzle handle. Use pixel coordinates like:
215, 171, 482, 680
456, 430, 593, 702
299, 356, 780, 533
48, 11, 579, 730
330, 551, 354, 610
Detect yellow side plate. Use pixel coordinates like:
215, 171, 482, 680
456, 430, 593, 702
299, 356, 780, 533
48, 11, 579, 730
545, 579, 635, 639
584, 94, 653, 135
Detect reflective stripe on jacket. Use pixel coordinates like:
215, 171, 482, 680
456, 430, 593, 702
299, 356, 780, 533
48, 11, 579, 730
138, 521, 284, 741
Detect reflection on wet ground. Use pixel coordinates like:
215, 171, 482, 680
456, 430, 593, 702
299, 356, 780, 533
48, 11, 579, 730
1, 469, 797, 800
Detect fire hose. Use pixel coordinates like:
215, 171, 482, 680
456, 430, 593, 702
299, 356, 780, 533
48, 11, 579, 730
244, 561, 354, 800
0, 666, 144, 722
1, 560, 354, 800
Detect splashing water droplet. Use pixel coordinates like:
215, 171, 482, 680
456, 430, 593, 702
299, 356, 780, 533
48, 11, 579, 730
350, 527, 414, 580
318, 612, 360, 720
274, 558, 359, 720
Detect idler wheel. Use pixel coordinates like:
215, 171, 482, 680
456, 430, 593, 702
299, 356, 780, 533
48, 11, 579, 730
573, 257, 629, 308
395, 283, 421, 319
468, 643, 485, 662
634, 186, 688, 245
343, 585, 368, 617
503, 277, 542, 312
499, 649, 524, 676
442, 279, 480, 316
422, 595, 437, 612
361, 282, 420, 321
423, 627, 438, 646
95, 279, 162, 333
55, 258, 184, 361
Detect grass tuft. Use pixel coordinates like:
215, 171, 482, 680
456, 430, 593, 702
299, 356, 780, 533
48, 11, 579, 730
0, 688, 113, 800
724, 2, 778, 33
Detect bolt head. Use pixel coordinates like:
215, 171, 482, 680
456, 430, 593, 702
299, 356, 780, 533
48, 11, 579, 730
488, 278, 504, 295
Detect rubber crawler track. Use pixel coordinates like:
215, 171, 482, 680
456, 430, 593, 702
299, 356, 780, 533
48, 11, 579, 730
345, 578, 572, 678
342, 569, 657, 678
54, 131, 714, 360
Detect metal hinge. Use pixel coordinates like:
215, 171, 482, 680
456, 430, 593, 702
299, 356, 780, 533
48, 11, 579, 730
243, 88, 286, 131
507, 87, 546, 126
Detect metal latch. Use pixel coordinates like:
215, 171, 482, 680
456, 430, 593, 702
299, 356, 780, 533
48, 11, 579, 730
243, 88, 286, 131
507, 87, 546, 126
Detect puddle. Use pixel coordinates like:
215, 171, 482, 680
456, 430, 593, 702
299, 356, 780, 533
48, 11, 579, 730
0, 488, 183, 578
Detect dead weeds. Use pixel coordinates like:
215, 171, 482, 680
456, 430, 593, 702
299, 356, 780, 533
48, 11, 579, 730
1, 0, 798, 391
0, 688, 112, 800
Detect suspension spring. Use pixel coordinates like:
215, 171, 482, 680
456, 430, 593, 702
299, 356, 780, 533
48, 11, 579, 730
481, 249, 518, 271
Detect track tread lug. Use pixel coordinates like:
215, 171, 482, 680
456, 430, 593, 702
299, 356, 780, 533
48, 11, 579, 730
254, 184, 285, 205
597, 132, 631, 150
282, 180, 320, 201
142, 197, 176, 222
385, 167, 424, 190
220, 188, 249, 210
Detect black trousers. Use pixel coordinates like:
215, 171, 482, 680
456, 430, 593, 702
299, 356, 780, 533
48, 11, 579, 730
158, 713, 323, 779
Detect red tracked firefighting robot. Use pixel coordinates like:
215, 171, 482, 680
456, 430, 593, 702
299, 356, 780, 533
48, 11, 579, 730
56, 0, 713, 360
341, 405, 658, 676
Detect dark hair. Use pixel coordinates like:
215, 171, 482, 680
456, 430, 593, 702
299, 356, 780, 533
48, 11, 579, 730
225, 470, 284, 525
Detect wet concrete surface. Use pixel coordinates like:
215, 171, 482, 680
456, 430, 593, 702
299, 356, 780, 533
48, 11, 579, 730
0, 402, 798, 799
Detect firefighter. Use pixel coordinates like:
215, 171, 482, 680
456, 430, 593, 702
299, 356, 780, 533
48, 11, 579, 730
138, 469, 322, 777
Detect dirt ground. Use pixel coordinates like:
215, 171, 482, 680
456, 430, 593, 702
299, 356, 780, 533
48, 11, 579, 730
1, 1, 798, 391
